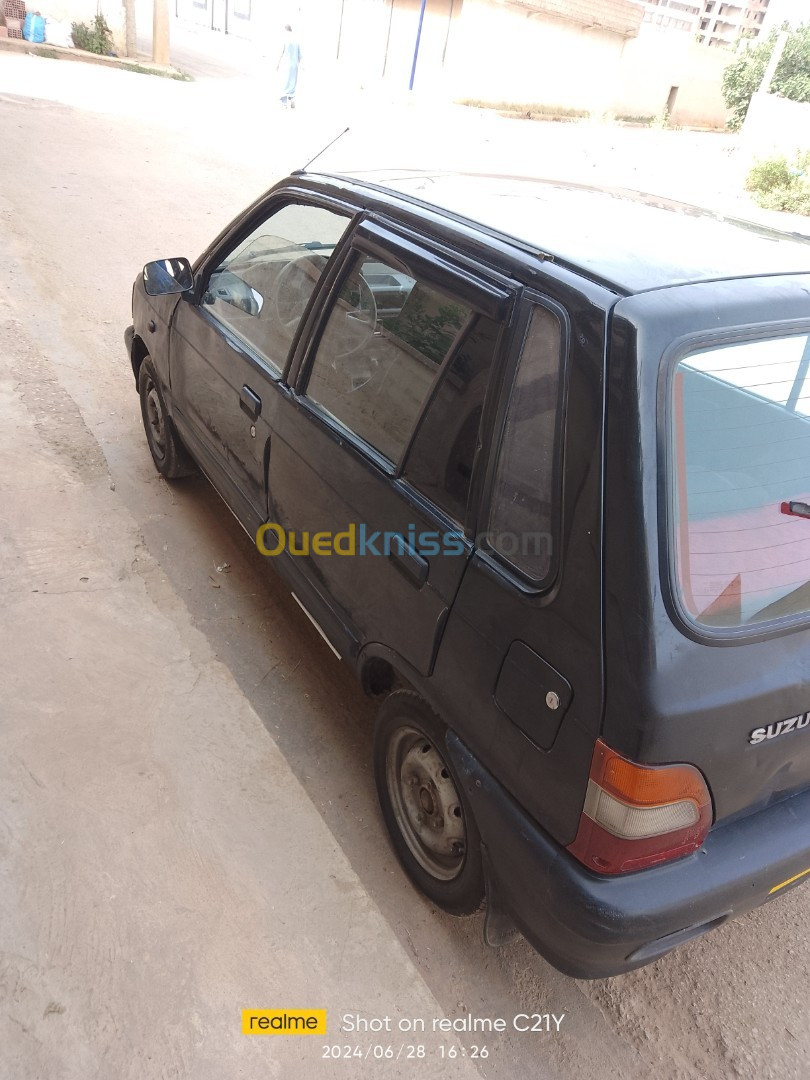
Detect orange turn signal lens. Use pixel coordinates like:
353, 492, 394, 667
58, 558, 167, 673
595, 740, 711, 808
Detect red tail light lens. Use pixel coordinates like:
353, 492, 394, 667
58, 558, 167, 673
566, 740, 713, 874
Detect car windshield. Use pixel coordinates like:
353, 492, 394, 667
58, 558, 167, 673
671, 332, 810, 630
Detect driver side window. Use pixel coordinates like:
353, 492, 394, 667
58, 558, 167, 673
305, 251, 473, 464
203, 202, 350, 374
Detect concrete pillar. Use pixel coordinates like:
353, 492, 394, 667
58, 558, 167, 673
124, 0, 136, 58
153, 0, 170, 66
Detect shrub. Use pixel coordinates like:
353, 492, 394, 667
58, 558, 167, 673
755, 187, 810, 213
615, 114, 656, 126
745, 151, 810, 216
746, 156, 793, 193
456, 99, 589, 120
71, 15, 114, 55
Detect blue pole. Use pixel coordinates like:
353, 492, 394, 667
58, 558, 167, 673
409, 0, 428, 91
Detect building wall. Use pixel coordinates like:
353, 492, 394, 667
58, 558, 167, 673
616, 24, 733, 126
273, 0, 457, 93
173, 0, 282, 41
172, 0, 431, 87
447, 0, 629, 112
168, 0, 735, 127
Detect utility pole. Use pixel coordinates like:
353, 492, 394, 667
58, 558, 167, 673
153, 0, 170, 67
409, 0, 427, 91
759, 30, 789, 94
124, 0, 136, 58
742, 28, 790, 134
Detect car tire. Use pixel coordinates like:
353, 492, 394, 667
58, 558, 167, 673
373, 690, 485, 916
138, 356, 194, 479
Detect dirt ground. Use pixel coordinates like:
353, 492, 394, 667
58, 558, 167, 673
0, 52, 809, 1080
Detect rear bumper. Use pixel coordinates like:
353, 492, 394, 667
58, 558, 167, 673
446, 732, 810, 978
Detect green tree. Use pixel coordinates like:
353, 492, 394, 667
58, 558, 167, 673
722, 25, 810, 130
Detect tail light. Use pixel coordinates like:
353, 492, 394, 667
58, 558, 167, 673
566, 740, 713, 874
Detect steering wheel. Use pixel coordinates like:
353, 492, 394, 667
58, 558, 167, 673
272, 253, 329, 340
329, 272, 378, 359
319, 272, 380, 397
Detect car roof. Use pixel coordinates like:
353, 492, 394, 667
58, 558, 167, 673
303, 170, 810, 295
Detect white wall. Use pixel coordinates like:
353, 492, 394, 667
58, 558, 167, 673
447, 0, 628, 113
615, 25, 732, 127
43, 1, 126, 52
743, 91, 810, 159
444, 6, 731, 127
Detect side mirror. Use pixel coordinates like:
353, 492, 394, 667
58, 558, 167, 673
143, 257, 194, 297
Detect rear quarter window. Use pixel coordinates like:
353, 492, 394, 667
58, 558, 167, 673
670, 332, 810, 630
487, 302, 564, 583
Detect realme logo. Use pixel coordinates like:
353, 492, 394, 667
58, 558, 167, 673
242, 1009, 326, 1035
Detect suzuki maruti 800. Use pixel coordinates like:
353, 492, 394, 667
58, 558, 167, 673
125, 171, 810, 976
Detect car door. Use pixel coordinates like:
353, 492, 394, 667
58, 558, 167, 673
430, 286, 609, 845
267, 220, 515, 675
169, 198, 354, 534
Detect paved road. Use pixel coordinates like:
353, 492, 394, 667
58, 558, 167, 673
134, 8, 269, 81
0, 53, 808, 1080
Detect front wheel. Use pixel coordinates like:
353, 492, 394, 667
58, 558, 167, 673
373, 691, 485, 916
138, 356, 194, 479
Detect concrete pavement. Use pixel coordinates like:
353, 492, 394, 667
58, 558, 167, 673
0, 263, 487, 1080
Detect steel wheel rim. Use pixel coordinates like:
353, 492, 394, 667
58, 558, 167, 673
386, 725, 466, 881
144, 378, 166, 459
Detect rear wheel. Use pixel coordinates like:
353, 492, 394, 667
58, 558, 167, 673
373, 691, 485, 916
138, 356, 194, 479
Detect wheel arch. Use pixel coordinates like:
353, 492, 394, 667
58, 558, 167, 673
130, 333, 149, 386
359, 643, 425, 700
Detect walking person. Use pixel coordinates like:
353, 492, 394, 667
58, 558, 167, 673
277, 24, 302, 109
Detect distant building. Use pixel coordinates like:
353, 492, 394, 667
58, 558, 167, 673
641, 0, 702, 36
696, 0, 772, 48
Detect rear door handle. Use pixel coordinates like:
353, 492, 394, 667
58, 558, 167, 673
388, 536, 428, 587
240, 385, 262, 422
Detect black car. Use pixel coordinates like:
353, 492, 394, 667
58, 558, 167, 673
125, 171, 810, 977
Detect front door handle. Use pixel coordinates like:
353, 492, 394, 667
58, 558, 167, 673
240, 385, 262, 422
388, 536, 428, 587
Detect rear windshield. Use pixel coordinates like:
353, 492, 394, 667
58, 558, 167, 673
671, 332, 810, 630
